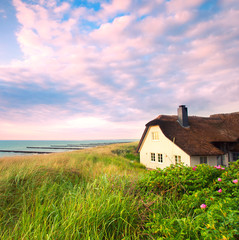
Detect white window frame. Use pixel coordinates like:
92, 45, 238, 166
158, 153, 163, 163
151, 153, 156, 162
152, 132, 159, 141
175, 155, 181, 164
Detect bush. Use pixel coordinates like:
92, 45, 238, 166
139, 161, 239, 239
138, 163, 223, 198
111, 145, 140, 162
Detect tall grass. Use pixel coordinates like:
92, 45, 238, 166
1, 173, 142, 239
1, 143, 238, 239
0, 143, 146, 239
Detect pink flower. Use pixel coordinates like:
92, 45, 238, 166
218, 189, 222, 193
221, 168, 225, 170
232, 179, 238, 184
218, 178, 222, 182
192, 166, 197, 171
200, 204, 207, 209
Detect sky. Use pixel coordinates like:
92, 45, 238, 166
0, 0, 239, 140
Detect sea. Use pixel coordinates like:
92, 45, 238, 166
0, 139, 137, 158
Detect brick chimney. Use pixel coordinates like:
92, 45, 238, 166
178, 105, 189, 127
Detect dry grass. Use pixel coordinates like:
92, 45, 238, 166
0, 141, 142, 181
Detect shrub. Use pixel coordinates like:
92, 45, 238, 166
138, 163, 223, 198
111, 145, 140, 162
139, 161, 239, 239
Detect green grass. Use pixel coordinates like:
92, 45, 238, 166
0, 142, 146, 239
0, 143, 238, 239
1, 174, 142, 239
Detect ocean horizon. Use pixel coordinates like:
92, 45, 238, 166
0, 139, 137, 158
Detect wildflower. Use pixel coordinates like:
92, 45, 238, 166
221, 168, 225, 170
218, 178, 222, 182
200, 204, 207, 209
218, 189, 222, 193
232, 179, 238, 184
192, 166, 197, 171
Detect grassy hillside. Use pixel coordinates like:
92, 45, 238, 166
0, 142, 145, 239
0, 142, 238, 239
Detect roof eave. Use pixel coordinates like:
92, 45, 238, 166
136, 126, 149, 153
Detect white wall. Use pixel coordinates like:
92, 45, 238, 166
139, 126, 190, 169
225, 153, 229, 166
190, 156, 218, 167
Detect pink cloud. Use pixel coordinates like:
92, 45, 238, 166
187, 38, 220, 59
1, 0, 239, 140
220, 0, 239, 8
134, 0, 164, 17
53, 2, 70, 14
90, 15, 134, 44
166, 0, 204, 13
168, 10, 194, 24
0, 105, 144, 140
101, 0, 131, 18
139, 16, 166, 39
13, 0, 36, 28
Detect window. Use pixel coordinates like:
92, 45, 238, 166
200, 156, 207, 164
232, 152, 239, 162
152, 132, 159, 141
217, 155, 225, 166
158, 154, 163, 163
151, 153, 156, 162
175, 155, 181, 164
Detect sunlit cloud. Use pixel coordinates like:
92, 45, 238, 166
0, 0, 239, 139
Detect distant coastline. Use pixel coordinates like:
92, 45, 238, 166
0, 139, 138, 158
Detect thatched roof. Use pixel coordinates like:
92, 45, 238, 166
137, 112, 239, 156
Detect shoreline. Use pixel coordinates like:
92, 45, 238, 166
0, 150, 53, 154
0, 140, 138, 158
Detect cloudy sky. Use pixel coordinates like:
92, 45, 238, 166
0, 0, 238, 140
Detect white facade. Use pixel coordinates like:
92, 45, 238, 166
139, 126, 190, 169
139, 125, 225, 169
190, 156, 218, 167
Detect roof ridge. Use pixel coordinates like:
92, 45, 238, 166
210, 112, 239, 118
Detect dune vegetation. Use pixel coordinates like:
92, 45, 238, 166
0, 142, 238, 239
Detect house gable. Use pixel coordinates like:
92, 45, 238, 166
139, 112, 239, 156
137, 107, 239, 169
139, 125, 190, 169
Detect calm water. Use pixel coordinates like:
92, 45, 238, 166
0, 140, 136, 158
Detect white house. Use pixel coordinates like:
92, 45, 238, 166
137, 105, 239, 169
